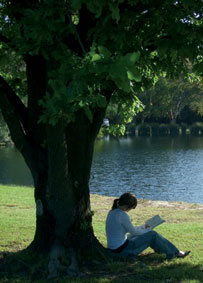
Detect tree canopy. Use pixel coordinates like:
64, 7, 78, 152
0, 0, 202, 125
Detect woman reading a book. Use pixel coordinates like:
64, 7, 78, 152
105, 192, 190, 259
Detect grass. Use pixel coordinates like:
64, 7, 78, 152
0, 185, 203, 282
0, 185, 35, 252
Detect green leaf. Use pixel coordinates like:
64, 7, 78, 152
127, 67, 142, 82
98, 46, 111, 59
91, 54, 102, 62
107, 124, 126, 136
114, 78, 131, 92
109, 3, 120, 23
96, 95, 107, 108
79, 101, 85, 107
193, 61, 203, 76
121, 52, 140, 66
84, 106, 93, 122
109, 63, 126, 79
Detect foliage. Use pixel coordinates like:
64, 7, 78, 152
0, 0, 202, 125
0, 44, 27, 99
137, 76, 203, 123
104, 98, 144, 136
189, 82, 203, 116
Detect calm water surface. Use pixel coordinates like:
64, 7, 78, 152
90, 136, 203, 204
0, 136, 203, 204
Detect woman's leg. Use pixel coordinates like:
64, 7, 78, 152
121, 231, 179, 259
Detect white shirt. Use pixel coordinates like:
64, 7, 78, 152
105, 208, 151, 250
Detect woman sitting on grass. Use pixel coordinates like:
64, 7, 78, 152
105, 192, 190, 259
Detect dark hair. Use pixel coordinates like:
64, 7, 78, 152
112, 192, 137, 210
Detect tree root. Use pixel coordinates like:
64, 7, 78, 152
47, 242, 80, 279
48, 242, 65, 279
66, 248, 80, 277
93, 238, 137, 263
47, 237, 138, 279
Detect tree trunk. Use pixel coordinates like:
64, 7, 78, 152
0, 53, 109, 276
22, 108, 106, 277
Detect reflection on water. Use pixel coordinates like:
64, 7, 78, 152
0, 136, 203, 204
90, 136, 203, 204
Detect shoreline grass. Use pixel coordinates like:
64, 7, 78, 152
0, 185, 203, 282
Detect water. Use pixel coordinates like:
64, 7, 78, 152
0, 136, 203, 204
0, 146, 33, 186
90, 136, 203, 204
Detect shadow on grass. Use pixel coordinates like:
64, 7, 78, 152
0, 251, 202, 283
0, 250, 49, 282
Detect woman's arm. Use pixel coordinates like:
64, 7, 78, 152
120, 212, 151, 236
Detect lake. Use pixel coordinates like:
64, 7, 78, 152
0, 136, 203, 204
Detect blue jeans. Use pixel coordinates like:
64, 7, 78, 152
121, 231, 179, 259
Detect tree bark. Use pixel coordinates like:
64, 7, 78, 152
32, 110, 106, 278
24, 110, 106, 277
0, 69, 108, 263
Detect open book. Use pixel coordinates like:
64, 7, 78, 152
145, 215, 165, 229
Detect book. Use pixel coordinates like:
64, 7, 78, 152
127, 215, 165, 240
145, 215, 165, 229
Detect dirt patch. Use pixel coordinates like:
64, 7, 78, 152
90, 194, 203, 210
141, 199, 203, 210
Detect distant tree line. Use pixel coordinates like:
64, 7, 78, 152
136, 76, 203, 125
103, 76, 203, 137
1, 76, 202, 142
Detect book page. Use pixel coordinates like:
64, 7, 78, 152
145, 215, 165, 229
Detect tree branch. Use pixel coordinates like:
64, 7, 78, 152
25, 54, 47, 145
64, 2, 96, 56
0, 75, 28, 132
0, 75, 47, 176
90, 87, 112, 141
65, 2, 87, 55
0, 76, 27, 151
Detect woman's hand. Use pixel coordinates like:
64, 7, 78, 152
145, 224, 150, 229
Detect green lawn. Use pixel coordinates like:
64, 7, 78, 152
0, 185, 203, 282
